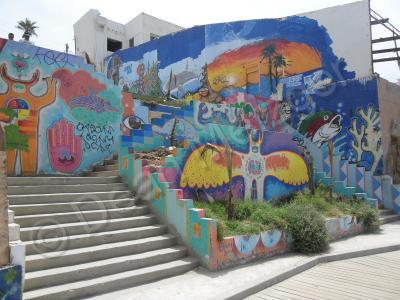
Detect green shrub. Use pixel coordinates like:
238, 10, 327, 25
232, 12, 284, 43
233, 201, 254, 220
250, 206, 288, 230
350, 202, 380, 232
284, 203, 328, 254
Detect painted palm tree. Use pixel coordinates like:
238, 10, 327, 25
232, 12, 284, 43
260, 44, 276, 94
273, 54, 290, 87
16, 18, 38, 41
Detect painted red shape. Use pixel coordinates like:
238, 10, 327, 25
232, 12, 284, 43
265, 154, 290, 171
47, 119, 82, 173
52, 69, 106, 103
212, 150, 242, 169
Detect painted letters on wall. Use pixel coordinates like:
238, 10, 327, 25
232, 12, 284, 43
0, 40, 122, 175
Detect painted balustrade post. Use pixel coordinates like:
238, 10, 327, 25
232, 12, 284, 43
0, 126, 10, 266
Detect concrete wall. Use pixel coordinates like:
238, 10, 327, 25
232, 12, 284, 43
378, 78, 400, 176
0, 39, 122, 176
298, 0, 372, 77
0, 144, 9, 267
74, 10, 183, 71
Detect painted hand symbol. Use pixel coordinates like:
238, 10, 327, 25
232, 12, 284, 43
47, 119, 82, 173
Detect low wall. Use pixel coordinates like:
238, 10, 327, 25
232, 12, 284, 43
211, 215, 364, 270
119, 128, 365, 270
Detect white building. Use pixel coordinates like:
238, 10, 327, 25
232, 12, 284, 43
73, 10, 183, 72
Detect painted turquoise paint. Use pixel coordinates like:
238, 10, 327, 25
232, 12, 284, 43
382, 176, 393, 210
188, 209, 210, 258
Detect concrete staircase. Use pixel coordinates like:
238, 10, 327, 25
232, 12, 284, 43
379, 209, 400, 224
7, 158, 197, 300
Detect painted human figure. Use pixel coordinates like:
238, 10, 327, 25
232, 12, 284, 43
0, 64, 57, 175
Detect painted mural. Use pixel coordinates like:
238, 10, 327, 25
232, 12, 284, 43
0, 265, 22, 300
0, 39, 122, 175
107, 14, 382, 174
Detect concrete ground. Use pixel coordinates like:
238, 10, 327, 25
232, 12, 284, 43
246, 250, 400, 300
89, 221, 400, 300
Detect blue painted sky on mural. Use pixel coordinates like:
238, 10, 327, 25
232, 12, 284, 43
0, 0, 398, 82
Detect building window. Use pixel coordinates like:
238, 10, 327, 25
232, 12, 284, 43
129, 37, 134, 47
150, 33, 159, 41
107, 38, 122, 52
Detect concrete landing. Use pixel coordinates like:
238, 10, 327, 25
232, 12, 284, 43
88, 221, 400, 300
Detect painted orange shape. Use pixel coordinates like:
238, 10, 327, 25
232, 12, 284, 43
192, 223, 202, 239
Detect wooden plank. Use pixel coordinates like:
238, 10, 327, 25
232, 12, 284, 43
372, 36, 400, 43
297, 273, 400, 298
371, 18, 389, 25
372, 47, 400, 54
246, 252, 400, 300
373, 57, 400, 63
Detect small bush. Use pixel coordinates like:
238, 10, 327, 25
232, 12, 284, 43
233, 201, 254, 220
350, 202, 380, 232
250, 206, 288, 230
284, 203, 328, 254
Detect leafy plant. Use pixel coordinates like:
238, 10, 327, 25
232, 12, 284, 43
17, 18, 38, 40
284, 203, 328, 254
350, 201, 379, 232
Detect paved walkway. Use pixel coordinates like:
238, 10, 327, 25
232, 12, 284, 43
246, 250, 400, 300
88, 221, 400, 300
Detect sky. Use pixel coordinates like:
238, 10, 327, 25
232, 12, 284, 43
0, 0, 399, 83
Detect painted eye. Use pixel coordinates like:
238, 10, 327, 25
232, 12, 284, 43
123, 116, 142, 130
323, 115, 329, 121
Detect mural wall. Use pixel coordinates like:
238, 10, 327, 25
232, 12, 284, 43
0, 265, 22, 300
0, 40, 122, 175
107, 1, 382, 175
121, 97, 308, 201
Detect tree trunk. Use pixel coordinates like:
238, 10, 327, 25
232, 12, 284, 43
0, 126, 10, 266
268, 57, 273, 94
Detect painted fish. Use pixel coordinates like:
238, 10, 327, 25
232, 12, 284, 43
298, 111, 342, 147
70, 90, 119, 113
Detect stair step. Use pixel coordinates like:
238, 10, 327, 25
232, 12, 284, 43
25, 225, 167, 255
93, 164, 119, 171
20, 214, 157, 241
26, 234, 177, 272
354, 192, 367, 200
25, 246, 187, 291
8, 191, 132, 205
89, 170, 119, 177
379, 209, 394, 216
380, 214, 400, 225
7, 176, 121, 186
344, 186, 356, 198
11, 198, 136, 215
15, 206, 148, 227
104, 159, 118, 165
8, 183, 127, 195
365, 197, 379, 208
23, 257, 198, 300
